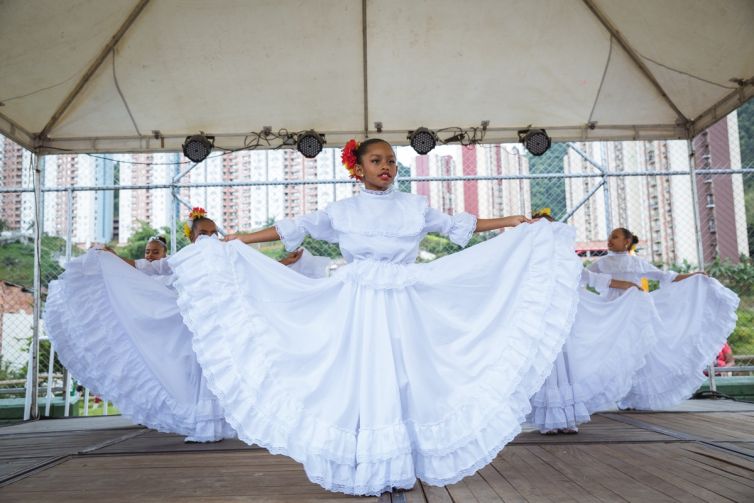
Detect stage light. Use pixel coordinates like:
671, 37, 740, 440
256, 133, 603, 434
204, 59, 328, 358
518, 129, 551, 156
182, 134, 215, 163
297, 130, 325, 158
408, 127, 437, 155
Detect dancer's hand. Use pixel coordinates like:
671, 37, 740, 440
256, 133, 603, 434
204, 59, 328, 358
502, 215, 531, 227
279, 249, 303, 266
223, 233, 246, 243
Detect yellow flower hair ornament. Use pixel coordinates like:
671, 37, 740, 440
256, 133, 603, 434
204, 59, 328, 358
183, 207, 208, 239
531, 207, 554, 221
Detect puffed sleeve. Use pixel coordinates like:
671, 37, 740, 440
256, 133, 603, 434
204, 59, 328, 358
275, 210, 339, 252
580, 269, 611, 295
423, 208, 477, 247
135, 257, 173, 276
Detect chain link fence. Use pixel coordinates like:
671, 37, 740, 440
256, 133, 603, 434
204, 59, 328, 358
1, 103, 753, 419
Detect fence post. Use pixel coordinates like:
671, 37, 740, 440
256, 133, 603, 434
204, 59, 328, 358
687, 139, 717, 393
170, 188, 178, 254
60, 188, 75, 416
44, 342, 55, 416
65, 188, 73, 261
28, 153, 42, 420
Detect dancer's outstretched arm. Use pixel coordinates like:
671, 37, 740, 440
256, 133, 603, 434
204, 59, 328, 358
224, 227, 281, 244
100, 245, 136, 267
475, 215, 532, 232
610, 279, 641, 290
672, 271, 707, 282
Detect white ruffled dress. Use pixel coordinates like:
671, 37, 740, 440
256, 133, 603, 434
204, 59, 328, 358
588, 252, 740, 409
528, 270, 658, 432
167, 186, 583, 495
44, 250, 236, 441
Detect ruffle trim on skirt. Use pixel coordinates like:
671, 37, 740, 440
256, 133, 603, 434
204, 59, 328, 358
44, 252, 234, 441
619, 275, 739, 410
529, 291, 658, 431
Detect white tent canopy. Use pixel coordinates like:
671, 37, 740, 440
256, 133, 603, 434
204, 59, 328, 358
1, 0, 753, 154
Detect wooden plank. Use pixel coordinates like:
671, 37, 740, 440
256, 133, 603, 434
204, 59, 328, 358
90, 431, 255, 454
398, 482, 427, 503
444, 478, 480, 503
0, 452, 380, 501
627, 443, 754, 502
617, 412, 754, 442
419, 483, 453, 503
515, 446, 601, 502
564, 445, 676, 503
674, 446, 754, 489
0, 457, 56, 481
492, 449, 559, 502
527, 445, 628, 502
460, 472, 504, 502
475, 465, 526, 502
0, 429, 140, 458
593, 443, 710, 502
514, 415, 673, 444
691, 442, 754, 462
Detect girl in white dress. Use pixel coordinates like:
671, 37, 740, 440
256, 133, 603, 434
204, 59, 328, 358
528, 215, 659, 434
166, 139, 584, 495
46, 212, 321, 442
45, 213, 235, 442
588, 227, 739, 410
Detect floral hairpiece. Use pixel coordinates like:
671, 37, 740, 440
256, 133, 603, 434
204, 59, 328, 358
531, 207, 555, 221
147, 235, 167, 248
341, 139, 362, 180
188, 207, 207, 220
183, 207, 208, 239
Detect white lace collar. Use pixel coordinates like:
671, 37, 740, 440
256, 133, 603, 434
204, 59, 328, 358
360, 185, 396, 197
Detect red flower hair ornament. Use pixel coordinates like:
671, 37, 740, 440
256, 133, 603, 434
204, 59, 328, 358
188, 207, 207, 221
341, 139, 362, 180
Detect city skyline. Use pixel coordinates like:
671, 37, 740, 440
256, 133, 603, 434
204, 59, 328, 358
0, 115, 750, 267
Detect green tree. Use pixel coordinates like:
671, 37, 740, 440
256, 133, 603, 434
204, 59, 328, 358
0, 235, 67, 288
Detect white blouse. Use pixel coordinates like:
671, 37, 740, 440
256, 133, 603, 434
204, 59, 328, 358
588, 251, 678, 299
275, 186, 477, 265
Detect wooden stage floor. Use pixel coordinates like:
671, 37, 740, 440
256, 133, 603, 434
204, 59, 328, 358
1, 399, 753, 502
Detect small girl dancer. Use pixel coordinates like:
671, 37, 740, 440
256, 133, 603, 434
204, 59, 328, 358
527, 215, 659, 434
166, 138, 583, 495
587, 227, 739, 409
143, 235, 168, 261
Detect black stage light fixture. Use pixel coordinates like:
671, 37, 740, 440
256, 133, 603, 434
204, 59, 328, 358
182, 134, 215, 163
408, 127, 437, 155
297, 130, 325, 158
518, 128, 551, 156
